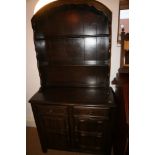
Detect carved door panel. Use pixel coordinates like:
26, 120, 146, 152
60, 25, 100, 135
42, 116, 69, 133
40, 115, 70, 149
46, 132, 69, 149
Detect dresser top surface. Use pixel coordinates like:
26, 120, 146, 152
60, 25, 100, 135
29, 87, 115, 107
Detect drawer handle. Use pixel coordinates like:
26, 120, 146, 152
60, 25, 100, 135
95, 146, 101, 150
81, 145, 86, 148
97, 120, 103, 124
81, 133, 86, 136
80, 119, 85, 122
97, 134, 102, 138
108, 100, 112, 103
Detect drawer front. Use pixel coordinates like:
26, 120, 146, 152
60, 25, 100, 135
73, 106, 110, 117
37, 105, 67, 116
74, 132, 107, 153
74, 117, 109, 132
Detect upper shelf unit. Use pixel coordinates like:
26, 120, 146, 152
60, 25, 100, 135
32, 3, 112, 88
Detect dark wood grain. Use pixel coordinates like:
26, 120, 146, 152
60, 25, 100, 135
30, 87, 115, 105
30, 0, 116, 154
112, 27, 129, 155
32, 1, 111, 89
112, 70, 129, 155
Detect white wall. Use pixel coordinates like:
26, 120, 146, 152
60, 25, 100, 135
26, 0, 40, 126
97, 0, 121, 87
26, 0, 121, 127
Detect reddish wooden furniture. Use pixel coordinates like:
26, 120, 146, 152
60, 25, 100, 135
112, 30, 129, 155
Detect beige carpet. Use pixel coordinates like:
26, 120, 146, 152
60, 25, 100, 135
26, 127, 95, 155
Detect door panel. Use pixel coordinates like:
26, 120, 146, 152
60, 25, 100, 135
42, 116, 69, 133
47, 132, 69, 149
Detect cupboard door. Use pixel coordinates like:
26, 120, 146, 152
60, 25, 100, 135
41, 116, 69, 133
40, 115, 70, 149
36, 104, 70, 149
41, 117, 69, 149
46, 132, 69, 149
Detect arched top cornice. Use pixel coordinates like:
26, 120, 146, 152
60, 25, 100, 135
32, 0, 112, 22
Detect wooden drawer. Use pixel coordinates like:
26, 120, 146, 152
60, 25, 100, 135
74, 117, 109, 132
74, 132, 106, 153
73, 106, 110, 117
37, 105, 67, 116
